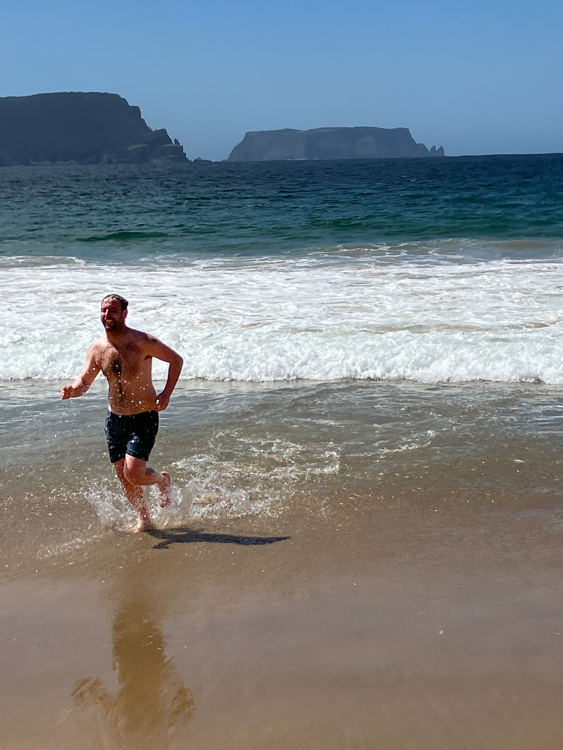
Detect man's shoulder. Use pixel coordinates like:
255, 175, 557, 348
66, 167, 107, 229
88, 335, 108, 353
128, 328, 154, 345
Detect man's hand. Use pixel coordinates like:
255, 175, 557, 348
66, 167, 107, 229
155, 392, 170, 411
60, 385, 74, 400
145, 338, 183, 411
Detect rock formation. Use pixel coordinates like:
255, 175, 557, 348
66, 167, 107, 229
0, 92, 188, 165
228, 127, 445, 161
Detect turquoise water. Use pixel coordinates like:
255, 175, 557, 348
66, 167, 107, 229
1, 155, 563, 262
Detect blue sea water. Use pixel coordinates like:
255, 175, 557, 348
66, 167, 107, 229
2, 154, 563, 383
1, 154, 563, 261
2, 154, 563, 554
0, 154, 563, 261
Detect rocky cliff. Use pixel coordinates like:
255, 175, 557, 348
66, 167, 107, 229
228, 127, 444, 161
0, 92, 188, 165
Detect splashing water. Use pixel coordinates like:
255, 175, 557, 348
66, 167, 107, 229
82, 477, 268, 530
83, 483, 139, 531
80, 438, 341, 530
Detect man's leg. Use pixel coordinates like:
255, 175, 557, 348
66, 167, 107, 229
123, 455, 172, 508
113, 458, 154, 533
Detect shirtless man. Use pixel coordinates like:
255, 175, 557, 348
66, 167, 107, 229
61, 294, 183, 533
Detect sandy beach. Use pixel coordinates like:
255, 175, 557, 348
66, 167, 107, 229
3, 472, 563, 749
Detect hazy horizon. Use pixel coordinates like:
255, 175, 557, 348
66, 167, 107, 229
2, 0, 561, 161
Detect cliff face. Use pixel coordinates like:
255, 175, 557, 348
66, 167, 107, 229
228, 127, 445, 161
0, 92, 188, 165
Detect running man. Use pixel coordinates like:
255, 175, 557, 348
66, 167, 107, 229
61, 294, 183, 533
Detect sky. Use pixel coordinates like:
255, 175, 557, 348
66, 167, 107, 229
1, 0, 562, 160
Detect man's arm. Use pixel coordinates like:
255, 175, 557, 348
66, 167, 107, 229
60, 344, 101, 400
146, 336, 184, 411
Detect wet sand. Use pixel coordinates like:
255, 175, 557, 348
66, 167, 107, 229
2, 488, 563, 750
3, 380, 563, 747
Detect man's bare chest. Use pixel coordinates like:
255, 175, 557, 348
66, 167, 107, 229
98, 342, 147, 380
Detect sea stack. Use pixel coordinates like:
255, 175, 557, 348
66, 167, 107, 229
0, 92, 188, 165
228, 127, 445, 162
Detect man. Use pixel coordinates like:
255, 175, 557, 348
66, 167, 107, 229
61, 294, 183, 533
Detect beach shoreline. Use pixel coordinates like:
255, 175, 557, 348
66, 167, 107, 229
2, 484, 563, 749
3, 156, 563, 747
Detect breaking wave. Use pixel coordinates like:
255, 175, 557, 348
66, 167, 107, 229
2, 251, 563, 384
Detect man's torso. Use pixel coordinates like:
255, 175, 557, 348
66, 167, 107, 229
95, 330, 158, 415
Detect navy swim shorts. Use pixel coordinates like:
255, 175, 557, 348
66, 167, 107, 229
104, 410, 159, 464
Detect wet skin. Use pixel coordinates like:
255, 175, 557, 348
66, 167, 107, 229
61, 299, 183, 531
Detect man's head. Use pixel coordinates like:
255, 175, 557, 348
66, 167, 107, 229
101, 294, 128, 333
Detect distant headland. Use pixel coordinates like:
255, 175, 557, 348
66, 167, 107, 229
228, 127, 445, 161
0, 93, 447, 165
0, 92, 188, 166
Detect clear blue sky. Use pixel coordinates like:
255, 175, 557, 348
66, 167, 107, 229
1, 0, 561, 160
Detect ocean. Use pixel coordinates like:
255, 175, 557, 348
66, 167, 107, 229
3, 155, 563, 748
3, 154, 563, 550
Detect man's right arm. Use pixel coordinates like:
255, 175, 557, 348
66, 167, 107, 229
60, 344, 101, 400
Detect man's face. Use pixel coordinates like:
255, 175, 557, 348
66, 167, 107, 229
101, 299, 126, 332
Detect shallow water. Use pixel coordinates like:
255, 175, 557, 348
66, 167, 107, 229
2, 378, 563, 579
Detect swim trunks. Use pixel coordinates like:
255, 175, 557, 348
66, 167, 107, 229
104, 410, 159, 464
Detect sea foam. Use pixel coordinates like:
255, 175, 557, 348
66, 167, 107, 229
2, 254, 563, 384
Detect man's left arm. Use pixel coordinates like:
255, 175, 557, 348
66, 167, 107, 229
146, 336, 184, 411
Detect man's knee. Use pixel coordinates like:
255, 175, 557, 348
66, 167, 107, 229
123, 458, 146, 485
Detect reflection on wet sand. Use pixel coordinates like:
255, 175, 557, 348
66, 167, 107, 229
72, 597, 194, 748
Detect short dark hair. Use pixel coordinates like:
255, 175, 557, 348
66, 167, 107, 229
102, 294, 129, 311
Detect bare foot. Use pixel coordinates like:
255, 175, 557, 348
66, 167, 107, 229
127, 517, 154, 533
158, 471, 173, 508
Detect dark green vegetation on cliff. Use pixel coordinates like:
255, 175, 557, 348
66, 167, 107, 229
0, 92, 188, 166
228, 127, 445, 161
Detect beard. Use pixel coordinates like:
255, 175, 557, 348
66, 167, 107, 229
102, 318, 123, 332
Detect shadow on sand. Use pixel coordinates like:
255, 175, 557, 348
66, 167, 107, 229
149, 527, 290, 550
